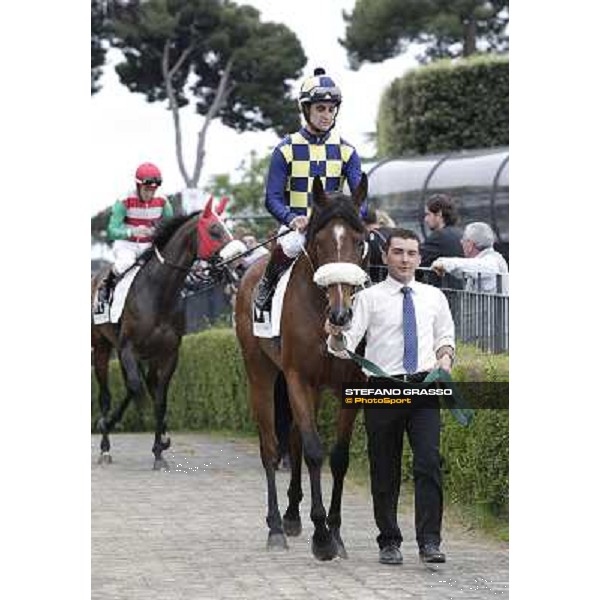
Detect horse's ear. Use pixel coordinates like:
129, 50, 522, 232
312, 177, 328, 209
216, 196, 229, 215
202, 195, 214, 218
352, 172, 368, 210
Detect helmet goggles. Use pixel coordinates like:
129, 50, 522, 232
300, 85, 342, 105
137, 177, 162, 187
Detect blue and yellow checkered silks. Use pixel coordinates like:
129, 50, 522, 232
277, 131, 355, 211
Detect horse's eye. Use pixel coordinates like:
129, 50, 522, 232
208, 225, 223, 240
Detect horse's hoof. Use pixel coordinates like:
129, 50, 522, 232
266, 532, 288, 551
97, 452, 112, 465
331, 528, 348, 559
153, 458, 169, 471
312, 534, 338, 561
283, 516, 302, 537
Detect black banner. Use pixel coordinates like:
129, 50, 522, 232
338, 382, 508, 410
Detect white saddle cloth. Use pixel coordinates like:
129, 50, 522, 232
93, 267, 140, 325
252, 265, 293, 338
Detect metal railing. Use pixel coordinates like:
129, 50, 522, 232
420, 267, 508, 353
441, 283, 508, 353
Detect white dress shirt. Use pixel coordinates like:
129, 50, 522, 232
435, 248, 509, 294
327, 276, 455, 375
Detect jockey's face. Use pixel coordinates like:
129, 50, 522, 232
139, 185, 158, 202
306, 101, 338, 134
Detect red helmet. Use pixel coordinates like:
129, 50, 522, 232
135, 162, 162, 187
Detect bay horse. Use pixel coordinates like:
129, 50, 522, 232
235, 175, 369, 560
91, 197, 238, 469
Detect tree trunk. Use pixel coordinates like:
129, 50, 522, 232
463, 17, 477, 57
190, 58, 235, 187
162, 41, 234, 191
162, 40, 195, 188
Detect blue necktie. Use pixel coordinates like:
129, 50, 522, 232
401, 286, 418, 373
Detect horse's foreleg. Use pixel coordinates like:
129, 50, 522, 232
93, 337, 113, 462
148, 353, 178, 471
286, 374, 336, 561
327, 405, 360, 559
283, 422, 303, 536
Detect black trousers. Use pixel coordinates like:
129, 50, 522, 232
364, 376, 443, 549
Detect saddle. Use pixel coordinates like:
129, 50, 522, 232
93, 266, 140, 325
252, 264, 294, 339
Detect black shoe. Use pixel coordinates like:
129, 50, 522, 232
98, 271, 116, 305
254, 252, 293, 312
254, 276, 276, 312
419, 543, 446, 563
379, 545, 403, 565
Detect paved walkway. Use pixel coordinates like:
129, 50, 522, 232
92, 433, 508, 599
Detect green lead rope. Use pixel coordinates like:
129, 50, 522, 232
345, 349, 474, 427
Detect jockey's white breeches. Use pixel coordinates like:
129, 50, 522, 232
112, 240, 152, 275
278, 225, 306, 258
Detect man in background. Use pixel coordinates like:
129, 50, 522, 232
432, 222, 508, 294
419, 194, 463, 288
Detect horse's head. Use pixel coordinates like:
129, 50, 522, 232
197, 196, 245, 261
306, 174, 369, 328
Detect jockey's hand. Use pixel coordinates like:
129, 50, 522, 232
289, 215, 309, 233
431, 260, 445, 276
132, 226, 154, 237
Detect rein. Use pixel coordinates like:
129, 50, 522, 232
209, 228, 294, 270
153, 246, 191, 273
300, 245, 316, 274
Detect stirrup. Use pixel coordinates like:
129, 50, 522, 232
254, 286, 275, 312
97, 284, 113, 306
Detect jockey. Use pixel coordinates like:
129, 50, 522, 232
97, 162, 174, 304
254, 67, 367, 312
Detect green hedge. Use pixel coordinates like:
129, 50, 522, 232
377, 54, 508, 157
92, 328, 508, 518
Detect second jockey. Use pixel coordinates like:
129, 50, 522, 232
254, 67, 367, 312
97, 162, 174, 304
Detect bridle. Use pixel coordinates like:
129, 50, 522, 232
153, 246, 190, 273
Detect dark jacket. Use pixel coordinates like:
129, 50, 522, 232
419, 226, 464, 288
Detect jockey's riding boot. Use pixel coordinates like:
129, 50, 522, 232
254, 247, 294, 312
98, 270, 117, 305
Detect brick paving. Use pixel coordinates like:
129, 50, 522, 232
92, 433, 508, 599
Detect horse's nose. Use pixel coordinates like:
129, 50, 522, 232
329, 307, 353, 328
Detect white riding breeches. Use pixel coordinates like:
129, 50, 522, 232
112, 240, 152, 275
278, 225, 306, 258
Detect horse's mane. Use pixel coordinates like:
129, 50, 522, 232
138, 211, 200, 263
305, 195, 365, 243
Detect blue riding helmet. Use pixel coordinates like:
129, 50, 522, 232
298, 67, 342, 108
